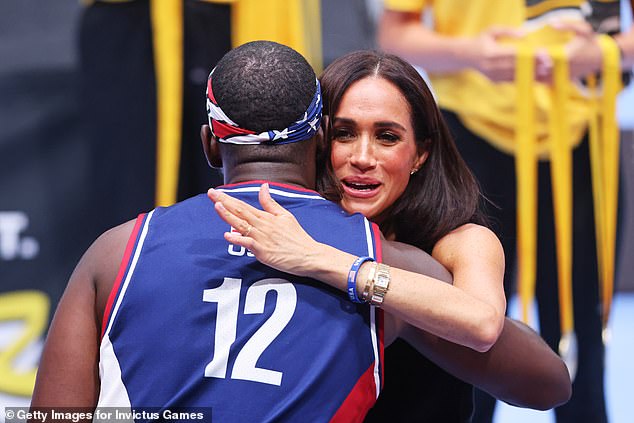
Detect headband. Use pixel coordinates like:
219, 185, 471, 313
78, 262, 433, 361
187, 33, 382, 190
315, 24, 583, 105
206, 69, 322, 145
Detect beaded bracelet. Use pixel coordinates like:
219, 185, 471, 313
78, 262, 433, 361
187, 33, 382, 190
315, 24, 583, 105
362, 262, 378, 303
347, 256, 375, 303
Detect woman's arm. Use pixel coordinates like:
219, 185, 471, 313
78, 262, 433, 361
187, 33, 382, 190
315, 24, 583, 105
431, 223, 507, 333
208, 184, 505, 352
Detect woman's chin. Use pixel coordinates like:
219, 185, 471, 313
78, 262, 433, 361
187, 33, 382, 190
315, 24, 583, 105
340, 198, 379, 221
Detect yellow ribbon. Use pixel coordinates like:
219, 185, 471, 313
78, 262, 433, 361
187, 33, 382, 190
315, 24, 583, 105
589, 35, 621, 331
548, 46, 575, 341
515, 44, 538, 324
151, 0, 184, 207
515, 33, 621, 348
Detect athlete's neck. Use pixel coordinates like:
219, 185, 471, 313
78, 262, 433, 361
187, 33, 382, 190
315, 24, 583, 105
223, 162, 316, 191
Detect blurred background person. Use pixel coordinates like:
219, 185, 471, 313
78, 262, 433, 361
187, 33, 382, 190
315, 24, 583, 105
80, 0, 377, 235
376, 1, 634, 422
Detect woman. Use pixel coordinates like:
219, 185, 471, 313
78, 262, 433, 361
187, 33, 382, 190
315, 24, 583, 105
208, 50, 565, 420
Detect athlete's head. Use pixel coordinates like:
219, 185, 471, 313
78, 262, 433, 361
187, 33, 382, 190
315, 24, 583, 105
201, 41, 321, 183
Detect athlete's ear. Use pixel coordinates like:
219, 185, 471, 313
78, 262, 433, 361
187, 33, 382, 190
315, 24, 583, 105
316, 115, 328, 155
201, 124, 222, 168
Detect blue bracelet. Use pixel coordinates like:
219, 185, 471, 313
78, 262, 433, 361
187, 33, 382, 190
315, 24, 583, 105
347, 256, 375, 303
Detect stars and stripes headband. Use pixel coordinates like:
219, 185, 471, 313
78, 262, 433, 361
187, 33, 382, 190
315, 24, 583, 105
206, 69, 322, 145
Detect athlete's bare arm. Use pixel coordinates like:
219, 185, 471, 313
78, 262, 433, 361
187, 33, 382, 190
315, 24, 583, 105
30, 220, 135, 407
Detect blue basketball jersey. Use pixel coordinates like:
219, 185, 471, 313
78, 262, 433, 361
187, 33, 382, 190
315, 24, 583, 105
98, 181, 384, 423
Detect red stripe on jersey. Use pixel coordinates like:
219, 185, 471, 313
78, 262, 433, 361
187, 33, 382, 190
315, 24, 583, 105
219, 180, 321, 195
370, 222, 383, 263
329, 362, 378, 423
100, 213, 146, 339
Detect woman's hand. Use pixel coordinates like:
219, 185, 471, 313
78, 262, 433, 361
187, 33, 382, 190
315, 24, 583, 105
207, 183, 327, 277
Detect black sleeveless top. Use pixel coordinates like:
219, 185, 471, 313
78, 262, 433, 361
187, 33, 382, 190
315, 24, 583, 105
364, 339, 474, 423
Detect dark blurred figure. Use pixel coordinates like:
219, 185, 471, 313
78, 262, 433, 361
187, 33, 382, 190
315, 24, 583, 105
79, 0, 229, 233
373, 1, 634, 422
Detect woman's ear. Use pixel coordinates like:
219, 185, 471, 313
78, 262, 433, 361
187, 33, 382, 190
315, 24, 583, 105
413, 139, 431, 171
201, 124, 222, 168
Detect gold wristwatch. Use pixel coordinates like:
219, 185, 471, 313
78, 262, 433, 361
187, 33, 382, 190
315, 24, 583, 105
370, 263, 390, 306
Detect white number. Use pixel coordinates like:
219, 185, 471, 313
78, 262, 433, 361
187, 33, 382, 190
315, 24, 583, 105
203, 277, 241, 379
202, 277, 297, 386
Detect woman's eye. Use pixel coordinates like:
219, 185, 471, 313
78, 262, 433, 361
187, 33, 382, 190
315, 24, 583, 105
378, 132, 400, 142
332, 128, 354, 140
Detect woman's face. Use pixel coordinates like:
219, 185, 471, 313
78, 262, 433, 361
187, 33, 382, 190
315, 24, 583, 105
330, 76, 427, 223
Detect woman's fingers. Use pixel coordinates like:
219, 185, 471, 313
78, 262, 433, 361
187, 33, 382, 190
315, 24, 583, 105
223, 228, 254, 249
208, 188, 260, 222
259, 183, 289, 216
214, 202, 251, 234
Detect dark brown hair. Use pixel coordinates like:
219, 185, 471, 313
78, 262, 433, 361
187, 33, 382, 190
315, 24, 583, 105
317, 50, 486, 253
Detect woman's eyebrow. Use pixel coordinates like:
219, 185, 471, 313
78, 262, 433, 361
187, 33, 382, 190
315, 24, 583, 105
374, 121, 406, 131
333, 117, 406, 131
332, 117, 355, 126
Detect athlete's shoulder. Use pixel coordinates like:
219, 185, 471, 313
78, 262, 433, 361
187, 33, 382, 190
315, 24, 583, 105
90, 217, 143, 323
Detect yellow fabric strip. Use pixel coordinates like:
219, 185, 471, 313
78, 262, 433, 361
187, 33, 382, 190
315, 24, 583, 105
150, 0, 183, 207
515, 43, 538, 325
231, 0, 323, 73
300, 0, 323, 74
548, 45, 574, 336
597, 34, 621, 329
587, 74, 607, 328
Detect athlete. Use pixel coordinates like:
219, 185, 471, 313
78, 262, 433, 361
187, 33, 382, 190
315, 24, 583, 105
31, 41, 569, 421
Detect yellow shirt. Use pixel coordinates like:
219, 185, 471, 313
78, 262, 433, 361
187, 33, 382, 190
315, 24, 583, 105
383, 0, 593, 157
231, 0, 322, 72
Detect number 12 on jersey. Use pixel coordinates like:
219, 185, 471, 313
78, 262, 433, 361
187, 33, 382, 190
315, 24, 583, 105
202, 277, 297, 386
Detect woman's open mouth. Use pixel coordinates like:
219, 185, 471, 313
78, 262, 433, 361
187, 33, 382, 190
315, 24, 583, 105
341, 178, 381, 197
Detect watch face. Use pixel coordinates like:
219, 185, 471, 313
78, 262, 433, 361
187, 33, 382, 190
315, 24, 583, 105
375, 274, 389, 288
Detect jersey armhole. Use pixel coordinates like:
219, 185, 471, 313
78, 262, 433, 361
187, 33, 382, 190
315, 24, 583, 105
100, 213, 148, 339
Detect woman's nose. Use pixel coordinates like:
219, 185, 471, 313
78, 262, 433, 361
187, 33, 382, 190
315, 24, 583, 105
349, 138, 377, 170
